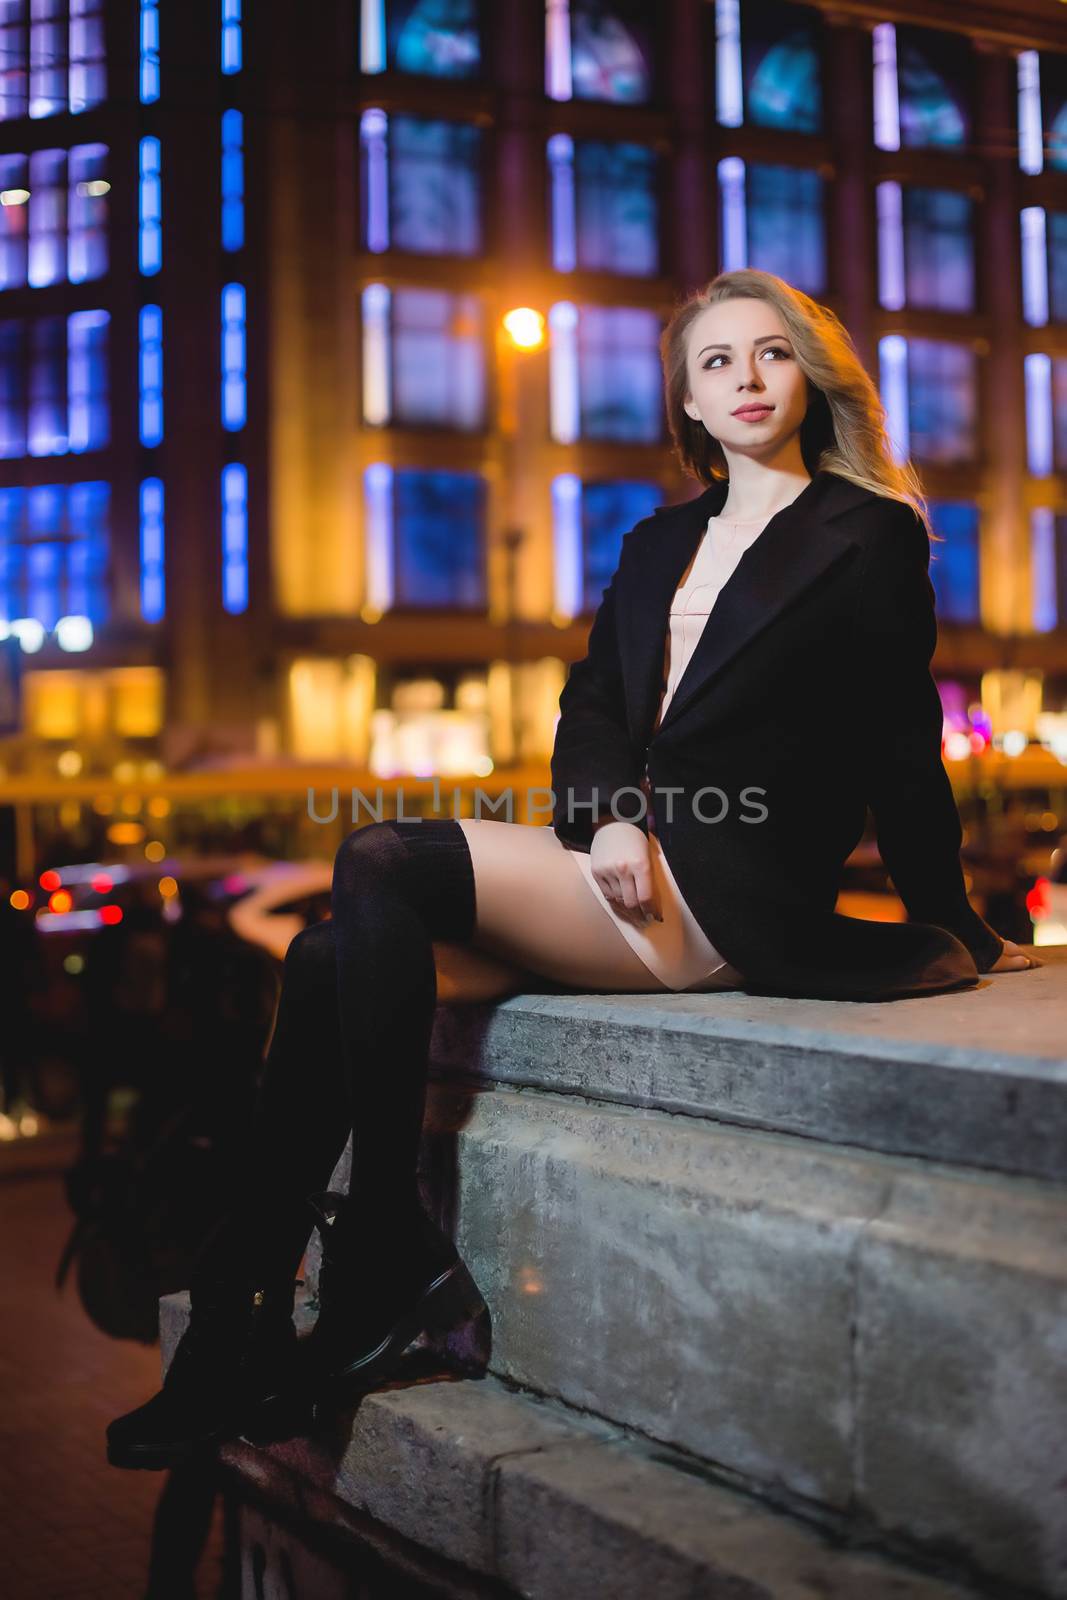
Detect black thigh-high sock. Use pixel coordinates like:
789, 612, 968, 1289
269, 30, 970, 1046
191, 817, 476, 1294
329, 818, 477, 1227
192, 917, 352, 1294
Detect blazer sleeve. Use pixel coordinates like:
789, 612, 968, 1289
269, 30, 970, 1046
854, 502, 1006, 973
550, 529, 648, 851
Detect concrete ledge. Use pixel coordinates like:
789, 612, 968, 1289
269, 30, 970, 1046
428, 945, 1067, 1181
160, 1294, 977, 1600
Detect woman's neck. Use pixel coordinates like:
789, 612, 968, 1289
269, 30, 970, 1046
718, 453, 812, 522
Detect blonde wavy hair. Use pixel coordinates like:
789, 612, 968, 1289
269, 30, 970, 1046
660, 269, 935, 542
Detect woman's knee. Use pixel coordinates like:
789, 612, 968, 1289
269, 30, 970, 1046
282, 916, 336, 985
332, 820, 404, 894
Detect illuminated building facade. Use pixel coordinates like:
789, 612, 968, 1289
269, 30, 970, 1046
1, 1, 1067, 825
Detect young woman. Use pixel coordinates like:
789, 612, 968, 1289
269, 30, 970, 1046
107, 269, 1036, 1469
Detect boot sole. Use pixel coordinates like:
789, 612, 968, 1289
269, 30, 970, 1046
106, 1386, 313, 1471
313, 1255, 488, 1411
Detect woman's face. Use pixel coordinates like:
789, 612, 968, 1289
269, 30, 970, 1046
682, 298, 809, 459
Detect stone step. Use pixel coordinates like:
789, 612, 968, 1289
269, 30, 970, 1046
159, 1294, 979, 1600
428, 944, 1067, 1182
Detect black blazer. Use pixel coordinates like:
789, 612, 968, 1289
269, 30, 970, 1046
549, 467, 1006, 1001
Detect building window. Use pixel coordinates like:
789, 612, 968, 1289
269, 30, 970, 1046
1055, 357, 1067, 472
0, 478, 109, 628
361, 284, 486, 431
0, 144, 107, 289
69, 0, 105, 112
139, 476, 164, 622
0, 3, 28, 121
895, 25, 971, 152
881, 336, 978, 466
927, 501, 980, 624
221, 281, 246, 431
139, 136, 161, 275
1020, 49, 1067, 175
360, 0, 482, 80
140, 0, 159, 104
1030, 508, 1067, 631
394, 468, 485, 607
139, 304, 163, 447
221, 0, 242, 75
0, 157, 28, 289
878, 184, 975, 313
221, 461, 247, 614
546, 0, 654, 105
1042, 51, 1067, 173
0, 308, 108, 456
715, 0, 823, 134
361, 112, 483, 257
581, 479, 660, 611
221, 108, 244, 251
550, 303, 662, 444
718, 157, 826, 295
1050, 210, 1067, 323
547, 135, 659, 276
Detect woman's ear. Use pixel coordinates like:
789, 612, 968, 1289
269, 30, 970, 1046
683, 395, 701, 422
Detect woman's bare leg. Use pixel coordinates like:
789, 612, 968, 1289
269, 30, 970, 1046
456, 818, 673, 993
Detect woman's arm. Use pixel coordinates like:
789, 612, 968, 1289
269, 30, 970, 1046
550, 532, 648, 851
853, 501, 1006, 972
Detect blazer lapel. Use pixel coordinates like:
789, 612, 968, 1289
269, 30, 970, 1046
621, 469, 870, 743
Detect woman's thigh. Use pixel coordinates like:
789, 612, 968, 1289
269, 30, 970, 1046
453, 817, 673, 994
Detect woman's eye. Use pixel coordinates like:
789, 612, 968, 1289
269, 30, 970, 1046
702, 347, 789, 370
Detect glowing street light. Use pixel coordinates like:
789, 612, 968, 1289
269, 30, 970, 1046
502, 307, 546, 351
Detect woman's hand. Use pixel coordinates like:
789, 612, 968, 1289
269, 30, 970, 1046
990, 937, 1043, 972
590, 819, 663, 925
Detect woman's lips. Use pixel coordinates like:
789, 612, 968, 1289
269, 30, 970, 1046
732, 405, 774, 421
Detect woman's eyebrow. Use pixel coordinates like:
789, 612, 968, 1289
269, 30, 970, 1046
696, 335, 790, 356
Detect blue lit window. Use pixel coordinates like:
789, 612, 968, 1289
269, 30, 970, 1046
139, 304, 163, 447
734, 0, 823, 134
576, 305, 662, 444
720, 158, 826, 294
546, 0, 653, 105
221, 462, 247, 613
0, 478, 109, 628
28, 314, 65, 454
902, 338, 978, 465
0, 6, 28, 121
926, 502, 980, 624
70, 0, 106, 113
902, 187, 975, 312
548, 136, 658, 276
67, 307, 108, 451
221, 108, 244, 251
30, 0, 65, 118
896, 25, 970, 151
139, 477, 164, 622
379, 114, 482, 256
0, 320, 24, 456
140, 0, 159, 103
0, 143, 107, 290
0, 154, 28, 289
28, 148, 64, 287
68, 142, 107, 281
360, 284, 486, 430
1042, 51, 1067, 173
221, 0, 241, 75
581, 480, 660, 612
360, 0, 482, 80
221, 282, 246, 431
1054, 358, 1067, 472
139, 136, 161, 275
1050, 211, 1067, 323
392, 467, 486, 608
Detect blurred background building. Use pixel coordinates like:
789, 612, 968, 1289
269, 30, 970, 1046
0, 0, 1066, 880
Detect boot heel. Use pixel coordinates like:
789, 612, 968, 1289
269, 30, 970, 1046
240, 1388, 314, 1446
419, 1256, 487, 1337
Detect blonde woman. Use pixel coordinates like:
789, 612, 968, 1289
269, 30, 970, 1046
107, 269, 1035, 1470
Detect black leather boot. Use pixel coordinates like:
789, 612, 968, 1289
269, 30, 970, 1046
106, 1264, 309, 1470
300, 1190, 488, 1410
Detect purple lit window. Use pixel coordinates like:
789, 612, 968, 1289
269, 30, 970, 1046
903, 187, 975, 312
392, 467, 486, 609
741, 0, 823, 134
926, 501, 980, 624
896, 25, 971, 151
576, 305, 662, 443
906, 339, 978, 465
746, 163, 826, 294
581, 479, 660, 612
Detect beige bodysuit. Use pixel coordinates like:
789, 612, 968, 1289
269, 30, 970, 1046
566, 512, 770, 991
